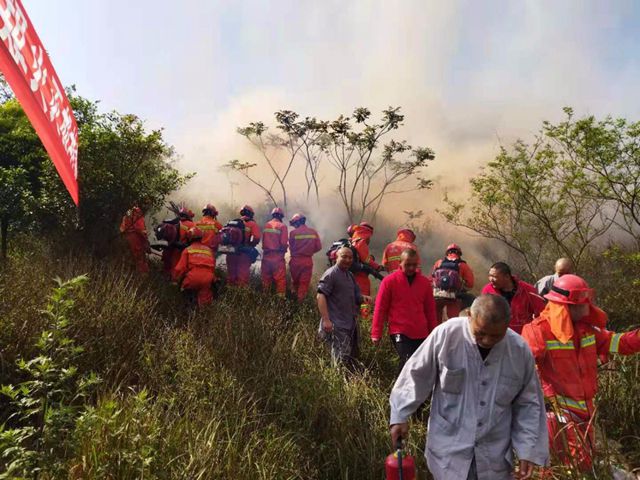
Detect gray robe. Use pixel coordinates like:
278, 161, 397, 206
390, 317, 549, 480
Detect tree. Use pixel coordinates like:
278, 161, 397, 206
0, 167, 34, 259
543, 108, 640, 246
225, 111, 329, 209
41, 93, 192, 252
227, 107, 435, 221
440, 136, 615, 278
324, 107, 434, 222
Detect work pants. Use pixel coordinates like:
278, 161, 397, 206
261, 252, 286, 295
289, 256, 314, 301
181, 267, 214, 305
390, 334, 425, 372
125, 233, 149, 273
546, 411, 595, 472
435, 297, 461, 323
227, 252, 252, 286
320, 321, 360, 371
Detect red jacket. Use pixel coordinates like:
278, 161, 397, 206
371, 270, 438, 340
481, 279, 545, 334
382, 230, 419, 273
289, 224, 322, 257
522, 311, 640, 419
261, 218, 288, 255
173, 241, 215, 282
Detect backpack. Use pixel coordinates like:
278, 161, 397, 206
326, 238, 360, 267
433, 258, 464, 293
220, 218, 246, 246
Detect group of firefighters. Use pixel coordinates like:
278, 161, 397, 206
120, 203, 640, 475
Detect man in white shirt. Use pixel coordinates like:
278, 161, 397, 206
389, 294, 549, 480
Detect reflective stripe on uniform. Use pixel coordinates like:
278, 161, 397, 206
198, 224, 218, 231
263, 228, 281, 234
294, 234, 317, 240
556, 395, 588, 413
180, 224, 190, 231
188, 248, 213, 256
386, 255, 402, 262
546, 340, 574, 351
580, 335, 596, 348
609, 333, 623, 353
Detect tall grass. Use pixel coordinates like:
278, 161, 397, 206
0, 241, 638, 478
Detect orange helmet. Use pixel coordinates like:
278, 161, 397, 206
290, 213, 306, 226
545, 274, 594, 305
179, 207, 194, 220
240, 205, 254, 218
202, 203, 218, 217
271, 207, 285, 218
360, 221, 374, 233
187, 227, 204, 241
347, 224, 358, 237
446, 243, 462, 255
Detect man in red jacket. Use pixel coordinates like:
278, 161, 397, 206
371, 249, 438, 370
288, 213, 322, 301
481, 262, 545, 334
382, 228, 419, 273
261, 207, 288, 296
522, 274, 640, 471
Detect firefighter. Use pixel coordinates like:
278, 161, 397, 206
431, 243, 474, 323
350, 222, 383, 296
289, 213, 322, 301
178, 206, 196, 243
382, 228, 419, 273
261, 207, 288, 296
226, 205, 261, 287
197, 203, 222, 255
522, 274, 640, 471
173, 227, 215, 306
120, 206, 150, 273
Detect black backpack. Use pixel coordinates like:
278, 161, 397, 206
220, 218, 246, 246
433, 258, 464, 292
326, 238, 360, 267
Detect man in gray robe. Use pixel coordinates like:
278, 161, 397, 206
389, 294, 548, 480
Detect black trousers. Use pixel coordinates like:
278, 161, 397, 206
390, 334, 425, 372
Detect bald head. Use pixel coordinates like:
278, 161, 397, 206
554, 258, 574, 276
336, 246, 354, 270
470, 294, 511, 325
400, 248, 419, 276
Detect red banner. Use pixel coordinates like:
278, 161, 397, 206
0, 0, 79, 205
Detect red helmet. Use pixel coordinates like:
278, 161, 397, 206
240, 205, 254, 217
347, 224, 358, 237
446, 243, 462, 255
178, 207, 195, 220
290, 213, 306, 226
271, 207, 284, 218
187, 227, 203, 241
544, 274, 594, 305
202, 203, 218, 217
360, 221, 374, 233
397, 228, 416, 242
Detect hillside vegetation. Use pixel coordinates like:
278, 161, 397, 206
0, 241, 639, 479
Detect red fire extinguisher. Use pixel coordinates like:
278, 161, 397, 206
385, 438, 416, 480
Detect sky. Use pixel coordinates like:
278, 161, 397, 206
24, 0, 640, 233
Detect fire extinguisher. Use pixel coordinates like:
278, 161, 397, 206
385, 437, 416, 480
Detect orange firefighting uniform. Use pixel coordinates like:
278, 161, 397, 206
261, 218, 288, 295
382, 229, 419, 273
351, 225, 379, 296
120, 208, 149, 273
173, 240, 216, 305
288, 224, 322, 301
197, 215, 222, 253
226, 216, 261, 286
522, 304, 640, 470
